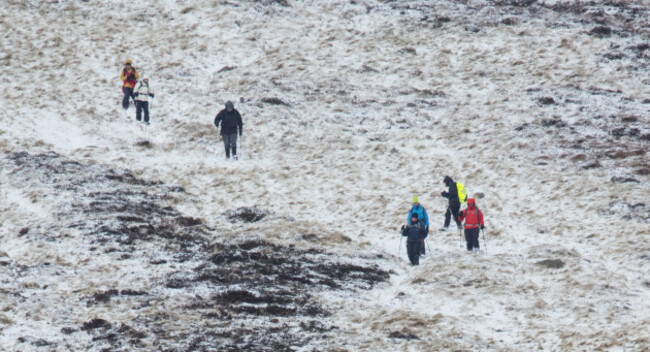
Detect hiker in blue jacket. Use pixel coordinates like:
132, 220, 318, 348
407, 196, 429, 255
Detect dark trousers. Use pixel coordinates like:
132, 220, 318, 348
122, 87, 134, 110
222, 133, 238, 158
136, 101, 149, 122
406, 240, 421, 266
464, 228, 480, 251
444, 201, 461, 229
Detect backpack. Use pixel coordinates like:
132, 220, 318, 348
457, 182, 468, 204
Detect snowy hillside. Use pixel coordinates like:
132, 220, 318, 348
0, 0, 649, 351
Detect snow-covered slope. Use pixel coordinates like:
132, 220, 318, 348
0, 0, 648, 351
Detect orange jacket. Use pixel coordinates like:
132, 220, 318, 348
120, 66, 139, 89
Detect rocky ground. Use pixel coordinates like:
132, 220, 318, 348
1, 151, 389, 351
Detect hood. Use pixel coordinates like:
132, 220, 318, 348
443, 176, 453, 186
467, 198, 476, 208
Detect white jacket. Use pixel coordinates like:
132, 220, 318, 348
134, 81, 153, 102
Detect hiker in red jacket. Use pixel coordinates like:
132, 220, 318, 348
458, 198, 485, 252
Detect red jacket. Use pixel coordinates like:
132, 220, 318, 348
458, 198, 484, 229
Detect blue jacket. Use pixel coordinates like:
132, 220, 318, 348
407, 205, 429, 227
402, 221, 427, 242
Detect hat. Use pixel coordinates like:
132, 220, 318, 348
142, 76, 149, 81
412, 196, 419, 203
225, 101, 234, 109
125, 59, 133, 65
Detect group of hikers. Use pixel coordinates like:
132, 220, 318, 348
121, 60, 155, 125
401, 176, 486, 266
121, 60, 483, 266
120, 60, 243, 160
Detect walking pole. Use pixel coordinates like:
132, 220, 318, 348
482, 228, 488, 253
397, 235, 402, 256
240, 133, 243, 160
458, 226, 462, 249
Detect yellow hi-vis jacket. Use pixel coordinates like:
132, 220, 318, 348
457, 182, 468, 204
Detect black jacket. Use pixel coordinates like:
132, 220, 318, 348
402, 222, 427, 242
214, 109, 243, 135
442, 180, 459, 205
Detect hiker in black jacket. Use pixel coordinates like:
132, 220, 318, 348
214, 101, 243, 160
401, 213, 427, 266
440, 175, 463, 231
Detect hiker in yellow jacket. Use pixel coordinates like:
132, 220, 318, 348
120, 59, 139, 110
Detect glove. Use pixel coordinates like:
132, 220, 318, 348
128, 74, 135, 80
149, 93, 155, 98
401, 225, 405, 231
134, 93, 140, 97
441, 191, 448, 197
480, 225, 485, 230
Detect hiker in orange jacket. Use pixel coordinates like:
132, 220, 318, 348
458, 198, 485, 251
120, 59, 139, 110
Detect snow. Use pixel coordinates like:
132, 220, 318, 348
0, 0, 649, 351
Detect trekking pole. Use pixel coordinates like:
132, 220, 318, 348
397, 235, 402, 256
483, 228, 488, 253
458, 226, 462, 249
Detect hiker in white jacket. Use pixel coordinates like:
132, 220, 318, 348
134, 77, 154, 124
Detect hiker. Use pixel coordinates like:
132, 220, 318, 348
407, 196, 429, 255
214, 101, 243, 160
134, 77, 154, 124
401, 213, 427, 266
458, 198, 485, 251
439, 176, 467, 232
120, 59, 139, 110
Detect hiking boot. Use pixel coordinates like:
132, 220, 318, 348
232, 155, 238, 160
438, 227, 448, 232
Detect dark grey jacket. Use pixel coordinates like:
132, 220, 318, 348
214, 109, 243, 135
402, 221, 426, 242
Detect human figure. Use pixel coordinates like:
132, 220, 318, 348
439, 176, 467, 231
120, 59, 139, 110
458, 198, 485, 251
134, 77, 154, 124
214, 101, 243, 160
407, 196, 429, 255
401, 213, 427, 266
